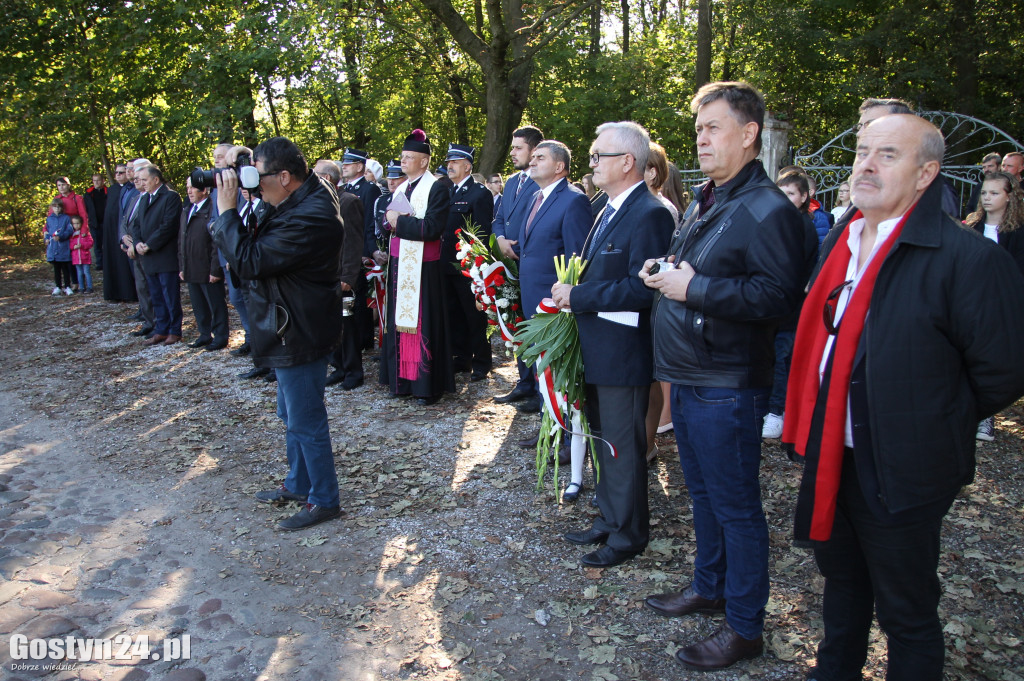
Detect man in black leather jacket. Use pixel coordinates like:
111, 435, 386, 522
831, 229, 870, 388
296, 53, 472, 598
640, 81, 808, 671
212, 137, 345, 531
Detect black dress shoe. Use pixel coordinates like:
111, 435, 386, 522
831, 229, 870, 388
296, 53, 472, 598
470, 371, 489, 382
515, 394, 542, 413
564, 527, 610, 545
518, 432, 539, 448
325, 370, 346, 386
239, 367, 270, 379
645, 585, 726, 618
255, 484, 307, 504
131, 326, 154, 337
278, 503, 342, 531
494, 385, 534, 404
205, 340, 228, 351
417, 395, 440, 406
674, 623, 763, 670
263, 369, 277, 382
581, 545, 642, 568
230, 342, 251, 356
342, 378, 364, 390
187, 337, 212, 348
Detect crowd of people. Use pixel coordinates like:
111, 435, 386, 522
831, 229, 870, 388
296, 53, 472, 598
43, 83, 1024, 679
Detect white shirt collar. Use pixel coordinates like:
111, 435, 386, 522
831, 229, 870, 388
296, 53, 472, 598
607, 180, 646, 212
455, 176, 471, 191
539, 177, 566, 201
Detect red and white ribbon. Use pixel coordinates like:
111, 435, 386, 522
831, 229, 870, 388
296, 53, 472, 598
365, 263, 387, 346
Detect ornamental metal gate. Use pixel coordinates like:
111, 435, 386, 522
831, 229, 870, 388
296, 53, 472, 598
795, 111, 1024, 217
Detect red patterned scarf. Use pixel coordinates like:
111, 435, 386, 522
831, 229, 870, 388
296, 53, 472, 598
783, 206, 914, 541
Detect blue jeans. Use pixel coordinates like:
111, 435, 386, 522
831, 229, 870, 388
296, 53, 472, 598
219, 250, 250, 338
670, 384, 769, 640
276, 357, 339, 508
75, 264, 93, 291
768, 330, 794, 415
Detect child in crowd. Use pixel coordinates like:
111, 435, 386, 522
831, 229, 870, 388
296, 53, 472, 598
69, 215, 94, 293
763, 172, 818, 439
44, 199, 74, 295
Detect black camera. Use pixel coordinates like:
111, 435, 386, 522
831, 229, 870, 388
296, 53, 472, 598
190, 153, 259, 190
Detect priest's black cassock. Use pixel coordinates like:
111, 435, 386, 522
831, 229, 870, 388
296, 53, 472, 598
102, 181, 138, 302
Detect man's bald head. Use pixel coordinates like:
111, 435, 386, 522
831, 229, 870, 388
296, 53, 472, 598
852, 114, 942, 223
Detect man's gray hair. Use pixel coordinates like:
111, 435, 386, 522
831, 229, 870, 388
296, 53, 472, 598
535, 140, 571, 172
315, 159, 341, 185
133, 158, 150, 171
919, 123, 946, 165
595, 121, 650, 172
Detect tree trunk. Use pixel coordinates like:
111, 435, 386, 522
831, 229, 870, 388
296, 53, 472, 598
951, 0, 978, 115
342, 42, 368, 148
477, 60, 532, 175
695, 0, 711, 87
620, 0, 630, 53
588, 1, 602, 63
264, 75, 281, 138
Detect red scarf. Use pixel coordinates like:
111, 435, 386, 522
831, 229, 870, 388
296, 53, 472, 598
783, 206, 914, 541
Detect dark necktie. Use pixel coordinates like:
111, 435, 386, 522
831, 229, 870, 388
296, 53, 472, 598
586, 204, 617, 260
515, 173, 526, 198
524, 190, 544, 238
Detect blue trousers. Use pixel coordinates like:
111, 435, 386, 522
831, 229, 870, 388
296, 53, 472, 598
670, 383, 769, 640
277, 357, 340, 508
145, 271, 182, 336
219, 250, 250, 338
75, 264, 93, 291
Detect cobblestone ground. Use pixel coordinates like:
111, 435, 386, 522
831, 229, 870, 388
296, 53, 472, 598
1, 255, 1022, 681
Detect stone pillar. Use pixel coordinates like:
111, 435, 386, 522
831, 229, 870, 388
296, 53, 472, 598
758, 113, 792, 180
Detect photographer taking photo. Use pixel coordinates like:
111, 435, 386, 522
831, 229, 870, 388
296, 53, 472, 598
212, 136, 345, 531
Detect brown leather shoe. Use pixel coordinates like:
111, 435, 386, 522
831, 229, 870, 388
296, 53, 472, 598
162, 334, 181, 346
645, 585, 726, 618
675, 622, 763, 670
142, 334, 168, 346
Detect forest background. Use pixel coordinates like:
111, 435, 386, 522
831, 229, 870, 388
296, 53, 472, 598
1, 0, 1021, 243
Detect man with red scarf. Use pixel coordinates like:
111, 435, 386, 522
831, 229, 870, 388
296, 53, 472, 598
784, 114, 1024, 681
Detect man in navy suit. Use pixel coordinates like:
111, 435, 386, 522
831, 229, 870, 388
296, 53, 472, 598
133, 164, 184, 346
516, 141, 592, 447
552, 122, 674, 568
492, 125, 544, 409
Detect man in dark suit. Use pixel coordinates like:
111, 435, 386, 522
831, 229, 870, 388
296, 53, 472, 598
179, 177, 228, 350
315, 159, 368, 390
84, 173, 107, 269
552, 122, 674, 568
492, 125, 544, 409
516, 140, 592, 449
340, 148, 382, 352
133, 164, 183, 346
102, 162, 138, 303
442, 143, 494, 381
486, 173, 503, 216
121, 161, 155, 335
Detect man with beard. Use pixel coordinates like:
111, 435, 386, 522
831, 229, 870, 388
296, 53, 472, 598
492, 125, 543, 412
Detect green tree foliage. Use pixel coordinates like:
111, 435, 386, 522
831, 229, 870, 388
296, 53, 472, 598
1, 0, 1021, 243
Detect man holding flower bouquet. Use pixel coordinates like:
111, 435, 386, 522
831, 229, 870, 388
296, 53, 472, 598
551, 121, 674, 568
515, 139, 592, 453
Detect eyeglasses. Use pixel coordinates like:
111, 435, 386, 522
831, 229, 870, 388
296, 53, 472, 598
115, 170, 126, 175
822, 280, 853, 335
590, 152, 628, 165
